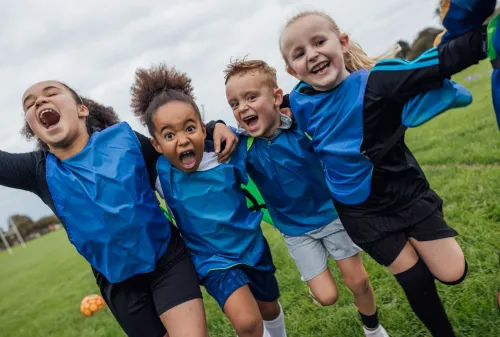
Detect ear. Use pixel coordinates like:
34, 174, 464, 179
201, 122, 206, 136
78, 105, 89, 118
339, 33, 350, 54
273, 88, 284, 108
286, 64, 300, 79
150, 137, 163, 154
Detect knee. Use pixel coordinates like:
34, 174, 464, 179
310, 287, 339, 306
436, 259, 468, 286
344, 272, 371, 295
233, 314, 263, 336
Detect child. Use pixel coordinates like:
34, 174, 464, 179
224, 59, 389, 337
280, 9, 496, 337
2, 80, 238, 337
130, 64, 288, 337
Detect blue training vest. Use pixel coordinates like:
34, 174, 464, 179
46, 122, 171, 283
245, 128, 338, 236
156, 139, 267, 279
290, 70, 472, 205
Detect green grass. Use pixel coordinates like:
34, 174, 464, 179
1, 60, 499, 336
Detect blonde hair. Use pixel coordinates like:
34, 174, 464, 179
280, 11, 382, 72
224, 58, 278, 89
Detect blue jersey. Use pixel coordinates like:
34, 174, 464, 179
244, 127, 338, 236
156, 139, 268, 278
46, 122, 171, 283
290, 31, 483, 216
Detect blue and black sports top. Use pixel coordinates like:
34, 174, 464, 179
289, 28, 486, 216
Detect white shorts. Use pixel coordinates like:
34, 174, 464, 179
283, 218, 362, 282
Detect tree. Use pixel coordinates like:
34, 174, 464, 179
406, 27, 443, 60
33, 215, 61, 232
9, 214, 34, 237
395, 40, 411, 58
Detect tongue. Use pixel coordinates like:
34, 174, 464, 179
247, 117, 258, 128
181, 153, 196, 167
42, 111, 61, 128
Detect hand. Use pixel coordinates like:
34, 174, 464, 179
213, 123, 238, 163
280, 107, 294, 120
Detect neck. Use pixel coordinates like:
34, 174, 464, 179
50, 132, 90, 161
261, 112, 282, 138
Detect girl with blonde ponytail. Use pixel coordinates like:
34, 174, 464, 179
280, 9, 490, 337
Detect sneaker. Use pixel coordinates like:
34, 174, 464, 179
363, 325, 390, 337
308, 288, 322, 306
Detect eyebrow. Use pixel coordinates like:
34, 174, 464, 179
23, 86, 61, 106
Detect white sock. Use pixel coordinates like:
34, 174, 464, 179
263, 302, 287, 337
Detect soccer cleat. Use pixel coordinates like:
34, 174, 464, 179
363, 325, 390, 337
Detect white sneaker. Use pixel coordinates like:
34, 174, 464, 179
363, 325, 390, 337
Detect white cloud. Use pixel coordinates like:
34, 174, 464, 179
0, 0, 440, 229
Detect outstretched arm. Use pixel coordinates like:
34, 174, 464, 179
369, 27, 486, 103
0, 150, 39, 192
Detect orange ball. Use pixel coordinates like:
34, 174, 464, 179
80, 294, 106, 317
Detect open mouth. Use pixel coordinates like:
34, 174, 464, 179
179, 150, 197, 170
38, 108, 61, 129
243, 115, 259, 130
311, 61, 330, 74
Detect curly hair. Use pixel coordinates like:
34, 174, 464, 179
224, 58, 278, 88
20, 83, 120, 151
130, 63, 201, 136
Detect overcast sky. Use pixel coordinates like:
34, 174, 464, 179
0, 0, 440, 230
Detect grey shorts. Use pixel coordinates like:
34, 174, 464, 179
283, 218, 362, 281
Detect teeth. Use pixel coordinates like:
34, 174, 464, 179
243, 116, 257, 121
312, 62, 329, 73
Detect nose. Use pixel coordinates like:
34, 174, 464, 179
306, 48, 319, 63
178, 133, 190, 147
35, 96, 49, 109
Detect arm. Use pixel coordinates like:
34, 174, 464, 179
369, 27, 486, 102
207, 120, 239, 163
0, 150, 39, 192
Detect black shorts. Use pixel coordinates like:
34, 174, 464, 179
93, 223, 202, 337
339, 189, 458, 266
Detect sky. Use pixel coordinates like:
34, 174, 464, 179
0, 0, 441, 230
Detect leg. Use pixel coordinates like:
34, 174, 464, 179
152, 225, 208, 337
387, 242, 455, 337
410, 237, 467, 284
204, 267, 264, 337
321, 220, 384, 335
336, 253, 376, 316
224, 285, 264, 337
248, 239, 287, 337
93, 268, 167, 337
407, 205, 466, 284
306, 269, 339, 306
282, 227, 333, 305
159, 299, 207, 337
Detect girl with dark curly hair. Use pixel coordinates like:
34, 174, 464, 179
0, 80, 239, 337
130, 64, 287, 337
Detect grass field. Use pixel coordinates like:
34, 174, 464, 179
0, 60, 499, 337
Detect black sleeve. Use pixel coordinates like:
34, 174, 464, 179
368, 27, 486, 103
205, 120, 225, 141
0, 150, 39, 192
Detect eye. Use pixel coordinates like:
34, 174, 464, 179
248, 95, 256, 101
164, 132, 174, 140
24, 102, 34, 111
230, 102, 239, 109
186, 125, 195, 133
315, 39, 325, 46
293, 51, 305, 60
